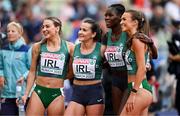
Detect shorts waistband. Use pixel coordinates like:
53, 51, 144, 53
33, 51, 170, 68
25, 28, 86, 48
35, 84, 64, 96
73, 83, 102, 89
128, 79, 152, 93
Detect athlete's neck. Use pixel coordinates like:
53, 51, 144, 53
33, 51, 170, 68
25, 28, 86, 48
128, 29, 137, 39
47, 37, 61, 52
47, 37, 61, 46
81, 40, 96, 54
112, 25, 122, 35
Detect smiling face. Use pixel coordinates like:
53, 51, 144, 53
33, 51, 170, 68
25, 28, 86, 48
78, 22, 96, 42
41, 19, 59, 39
104, 8, 121, 28
120, 12, 137, 33
7, 25, 21, 43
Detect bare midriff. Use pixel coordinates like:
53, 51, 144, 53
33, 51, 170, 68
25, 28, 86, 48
36, 76, 64, 88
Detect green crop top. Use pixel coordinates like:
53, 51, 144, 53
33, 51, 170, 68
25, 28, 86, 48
37, 40, 70, 79
125, 49, 149, 75
73, 42, 103, 80
104, 29, 127, 71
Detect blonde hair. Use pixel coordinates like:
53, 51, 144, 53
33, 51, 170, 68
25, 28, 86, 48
7, 21, 23, 35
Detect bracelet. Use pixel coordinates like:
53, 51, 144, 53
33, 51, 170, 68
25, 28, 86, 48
131, 88, 138, 93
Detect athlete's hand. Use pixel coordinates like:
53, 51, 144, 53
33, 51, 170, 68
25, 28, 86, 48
17, 94, 28, 106
17, 77, 24, 85
146, 62, 151, 71
126, 92, 136, 113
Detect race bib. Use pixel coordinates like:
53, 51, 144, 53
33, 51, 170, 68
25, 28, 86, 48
105, 45, 125, 67
125, 50, 132, 70
73, 58, 96, 79
40, 52, 65, 75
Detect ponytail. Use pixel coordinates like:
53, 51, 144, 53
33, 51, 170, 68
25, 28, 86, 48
133, 33, 158, 59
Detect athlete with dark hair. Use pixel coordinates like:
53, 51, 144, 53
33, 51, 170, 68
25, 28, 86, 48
102, 4, 128, 114
120, 10, 157, 115
64, 18, 106, 116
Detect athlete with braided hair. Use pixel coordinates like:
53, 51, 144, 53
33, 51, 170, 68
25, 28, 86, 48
120, 10, 157, 115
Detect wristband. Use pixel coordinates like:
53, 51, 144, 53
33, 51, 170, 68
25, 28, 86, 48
131, 88, 138, 93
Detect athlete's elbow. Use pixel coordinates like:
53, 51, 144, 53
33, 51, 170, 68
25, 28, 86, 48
138, 66, 146, 73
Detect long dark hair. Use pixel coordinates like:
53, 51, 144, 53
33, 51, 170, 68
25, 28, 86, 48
82, 18, 102, 42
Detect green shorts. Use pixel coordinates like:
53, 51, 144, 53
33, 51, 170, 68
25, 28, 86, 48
34, 84, 64, 108
128, 79, 152, 94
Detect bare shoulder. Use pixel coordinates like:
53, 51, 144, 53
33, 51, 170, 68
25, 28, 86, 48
32, 42, 41, 54
132, 37, 146, 53
100, 43, 106, 57
66, 41, 75, 56
101, 44, 106, 52
132, 37, 145, 47
66, 41, 75, 48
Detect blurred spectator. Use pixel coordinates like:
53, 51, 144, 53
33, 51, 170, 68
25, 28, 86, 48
30, 0, 46, 20
9, 0, 18, 12
132, 0, 152, 18
0, 22, 8, 48
151, 0, 168, 7
59, 0, 75, 41
165, 0, 180, 21
0, 21, 31, 115
59, 0, 75, 22
0, 0, 12, 12
147, 60, 161, 112
22, 9, 42, 44
150, 4, 167, 32
104, 0, 123, 6
168, 20, 180, 115
0, 7, 11, 32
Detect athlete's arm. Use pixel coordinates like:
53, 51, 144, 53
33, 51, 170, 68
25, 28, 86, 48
132, 38, 147, 91
101, 33, 108, 45
65, 41, 75, 80
22, 42, 40, 103
101, 44, 106, 58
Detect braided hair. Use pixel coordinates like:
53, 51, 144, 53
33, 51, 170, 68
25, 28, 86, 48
125, 10, 157, 59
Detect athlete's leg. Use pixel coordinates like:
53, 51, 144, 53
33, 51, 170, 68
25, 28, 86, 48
86, 104, 105, 115
120, 89, 152, 116
47, 95, 65, 115
111, 73, 128, 114
118, 88, 129, 114
112, 86, 123, 114
64, 101, 85, 116
140, 107, 148, 116
26, 92, 45, 116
